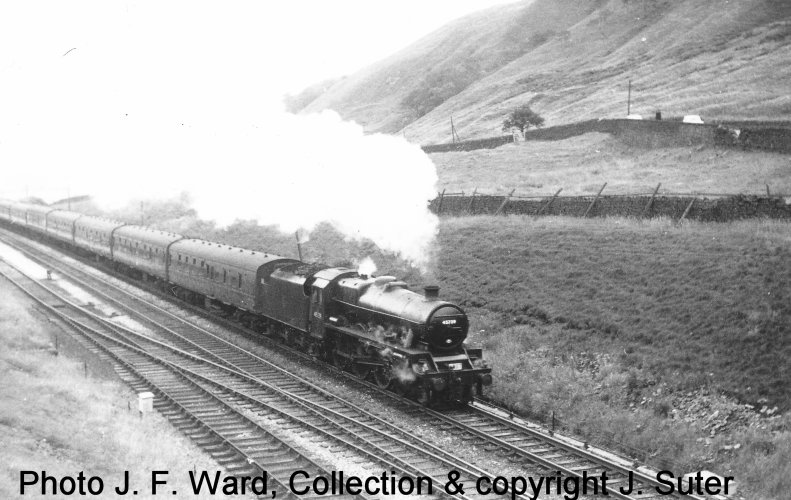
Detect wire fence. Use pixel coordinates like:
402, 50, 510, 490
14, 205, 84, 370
478, 396, 694, 473
430, 184, 791, 222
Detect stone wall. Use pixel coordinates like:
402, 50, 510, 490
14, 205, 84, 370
421, 135, 513, 153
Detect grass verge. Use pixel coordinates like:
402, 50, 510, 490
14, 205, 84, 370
0, 278, 238, 500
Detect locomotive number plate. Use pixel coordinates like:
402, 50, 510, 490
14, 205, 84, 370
448, 363, 462, 370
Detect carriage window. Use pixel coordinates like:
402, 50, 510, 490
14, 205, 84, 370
193, 258, 196, 265
238, 273, 242, 288
178, 255, 181, 261
223, 269, 227, 283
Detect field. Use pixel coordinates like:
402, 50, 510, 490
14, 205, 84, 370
436, 215, 791, 497
0, 278, 237, 500
430, 133, 791, 197
437, 215, 791, 408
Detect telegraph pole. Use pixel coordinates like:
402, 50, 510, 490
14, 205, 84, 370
627, 79, 632, 116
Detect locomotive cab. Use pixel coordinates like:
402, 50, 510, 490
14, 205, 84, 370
306, 267, 357, 339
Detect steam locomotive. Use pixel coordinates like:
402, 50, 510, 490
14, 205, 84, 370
0, 200, 491, 405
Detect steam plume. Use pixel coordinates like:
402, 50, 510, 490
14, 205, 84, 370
357, 256, 378, 277
0, 4, 440, 268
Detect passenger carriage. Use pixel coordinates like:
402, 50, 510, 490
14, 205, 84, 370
113, 225, 183, 281
74, 216, 125, 260
47, 210, 83, 245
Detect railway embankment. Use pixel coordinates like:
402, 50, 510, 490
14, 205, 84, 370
0, 275, 230, 500
438, 215, 790, 498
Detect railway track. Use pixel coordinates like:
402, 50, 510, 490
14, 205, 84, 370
0, 233, 524, 500
0, 260, 362, 500
0, 226, 710, 499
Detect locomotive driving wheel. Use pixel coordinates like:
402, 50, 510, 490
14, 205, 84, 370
373, 363, 393, 388
331, 350, 349, 371
414, 384, 434, 407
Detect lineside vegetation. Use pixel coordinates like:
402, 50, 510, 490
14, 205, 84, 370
0, 280, 230, 500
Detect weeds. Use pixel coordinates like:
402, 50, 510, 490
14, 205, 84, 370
0, 282, 229, 500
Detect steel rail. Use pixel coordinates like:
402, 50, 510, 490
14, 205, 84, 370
0, 261, 362, 500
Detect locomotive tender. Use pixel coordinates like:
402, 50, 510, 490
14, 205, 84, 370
0, 200, 492, 405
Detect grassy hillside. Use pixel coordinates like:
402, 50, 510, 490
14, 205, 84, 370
431, 133, 791, 196
437, 215, 791, 498
301, 0, 550, 133
437, 216, 791, 408
297, 0, 791, 143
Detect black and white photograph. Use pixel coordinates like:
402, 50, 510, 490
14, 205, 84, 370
1, 1, 789, 499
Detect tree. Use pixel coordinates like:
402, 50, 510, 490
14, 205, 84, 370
502, 105, 545, 132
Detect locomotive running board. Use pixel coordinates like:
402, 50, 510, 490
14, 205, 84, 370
326, 324, 424, 355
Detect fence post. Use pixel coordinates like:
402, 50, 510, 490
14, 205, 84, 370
467, 188, 478, 214
642, 183, 661, 218
583, 182, 607, 217
535, 188, 562, 218
495, 189, 516, 215
436, 188, 446, 215
679, 198, 696, 223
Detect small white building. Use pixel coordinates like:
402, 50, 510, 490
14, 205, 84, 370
683, 115, 704, 124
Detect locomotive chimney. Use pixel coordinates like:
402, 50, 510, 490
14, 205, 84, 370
424, 285, 440, 300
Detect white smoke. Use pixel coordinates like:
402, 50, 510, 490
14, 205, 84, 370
0, 2, 440, 268
357, 257, 378, 277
